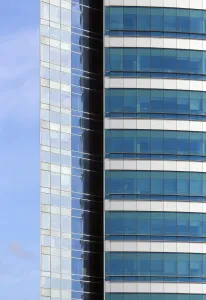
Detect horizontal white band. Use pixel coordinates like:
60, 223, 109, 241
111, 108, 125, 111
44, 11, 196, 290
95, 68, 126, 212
105, 78, 206, 91
105, 159, 206, 172
104, 200, 206, 213
105, 37, 206, 51
105, 282, 206, 294
104, 119, 206, 132
105, 241, 206, 253
104, 0, 206, 10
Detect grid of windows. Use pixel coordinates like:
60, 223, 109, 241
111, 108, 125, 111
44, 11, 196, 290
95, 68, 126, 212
105, 252, 206, 282
105, 48, 206, 79
40, 1, 103, 300
105, 7, 206, 39
105, 89, 206, 120
104, 0, 206, 297
105, 211, 206, 242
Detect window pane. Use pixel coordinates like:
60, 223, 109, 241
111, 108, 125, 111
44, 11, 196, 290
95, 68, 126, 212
190, 10, 203, 34
151, 8, 163, 31
110, 7, 123, 30
137, 49, 150, 72
124, 90, 137, 112
177, 9, 189, 33
137, 8, 150, 31
50, 5, 60, 23
110, 48, 123, 71
164, 8, 176, 32
124, 48, 137, 71
124, 7, 137, 30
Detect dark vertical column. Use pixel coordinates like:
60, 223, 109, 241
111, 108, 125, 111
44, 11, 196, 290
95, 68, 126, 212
70, 0, 103, 299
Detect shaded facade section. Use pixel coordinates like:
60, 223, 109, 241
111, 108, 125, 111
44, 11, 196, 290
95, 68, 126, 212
40, 0, 104, 299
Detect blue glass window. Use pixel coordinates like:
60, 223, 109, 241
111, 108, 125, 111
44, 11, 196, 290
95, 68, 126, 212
108, 48, 123, 71
124, 7, 137, 30
105, 48, 206, 79
124, 89, 137, 113
137, 131, 150, 153
137, 8, 150, 31
177, 9, 189, 33
177, 172, 189, 195
105, 7, 206, 40
151, 8, 163, 32
105, 171, 206, 201
106, 252, 206, 282
137, 90, 150, 113
177, 91, 189, 114
110, 7, 123, 30
124, 48, 137, 71
105, 130, 206, 161
151, 90, 163, 113
137, 49, 150, 72
190, 10, 203, 34
105, 211, 206, 242
109, 89, 124, 114
164, 8, 176, 32
105, 89, 206, 121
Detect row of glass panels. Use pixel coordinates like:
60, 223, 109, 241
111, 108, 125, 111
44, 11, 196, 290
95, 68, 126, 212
105, 212, 206, 239
105, 171, 206, 197
106, 252, 206, 280
105, 89, 206, 116
105, 48, 206, 78
105, 130, 206, 160
105, 7, 206, 35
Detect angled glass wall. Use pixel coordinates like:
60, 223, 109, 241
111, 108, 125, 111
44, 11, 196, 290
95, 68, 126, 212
40, 1, 103, 300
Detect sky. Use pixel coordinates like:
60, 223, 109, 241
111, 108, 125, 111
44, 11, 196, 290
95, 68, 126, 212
0, 0, 39, 299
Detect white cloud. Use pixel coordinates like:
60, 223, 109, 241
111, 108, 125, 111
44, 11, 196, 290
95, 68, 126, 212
0, 28, 39, 122
8, 241, 36, 260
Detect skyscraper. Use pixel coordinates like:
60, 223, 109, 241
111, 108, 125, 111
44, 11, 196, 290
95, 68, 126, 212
41, 1, 206, 300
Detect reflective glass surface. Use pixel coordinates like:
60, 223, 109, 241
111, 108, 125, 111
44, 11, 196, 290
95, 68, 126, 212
40, 1, 103, 299
105, 48, 206, 79
105, 211, 206, 242
105, 89, 206, 121
105, 7, 206, 40
105, 171, 206, 201
105, 130, 206, 161
106, 294, 206, 300
104, 2, 206, 296
106, 252, 206, 282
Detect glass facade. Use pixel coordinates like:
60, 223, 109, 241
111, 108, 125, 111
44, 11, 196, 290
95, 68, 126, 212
105, 130, 206, 161
105, 48, 206, 79
105, 211, 206, 242
106, 252, 206, 282
105, 171, 206, 201
105, 89, 206, 120
104, 3, 206, 300
105, 7, 206, 39
40, 1, 103, 300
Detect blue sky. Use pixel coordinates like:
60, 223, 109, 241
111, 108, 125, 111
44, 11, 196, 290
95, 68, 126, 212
0, 0, 39, 299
